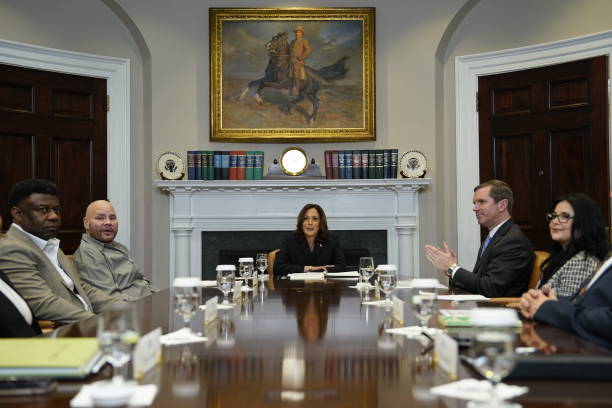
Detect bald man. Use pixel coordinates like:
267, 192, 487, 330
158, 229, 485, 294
72, 200, 156, 301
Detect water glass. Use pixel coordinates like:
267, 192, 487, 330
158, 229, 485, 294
239, 257, 254, 287
376, 264, 398, 306
97, 302, 140, 383
359, 256, 375, 285
256, 253, 268, 279
173, 277, 202, 335
216, 265, 236, 305
411, 292, 437, 327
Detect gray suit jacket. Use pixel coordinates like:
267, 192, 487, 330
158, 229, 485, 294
0, 225, 115, 324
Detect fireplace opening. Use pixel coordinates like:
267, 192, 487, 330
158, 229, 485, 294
201, 230, 387, 280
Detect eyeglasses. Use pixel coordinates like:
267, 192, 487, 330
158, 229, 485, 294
546, 212, 573, 223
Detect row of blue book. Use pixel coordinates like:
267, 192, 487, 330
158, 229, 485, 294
324, 150, 398, 179
187, 151, 264, 180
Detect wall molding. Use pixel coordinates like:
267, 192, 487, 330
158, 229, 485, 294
0, 39, 131, 246
455, 30, 612, 269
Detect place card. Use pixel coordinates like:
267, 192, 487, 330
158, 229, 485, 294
374, 281, 381, 300
204, 296, 218, 325
434, 331, 458, 380
233, 280, 243, 304
133, 327, 161, 380
391, 295, 404, 324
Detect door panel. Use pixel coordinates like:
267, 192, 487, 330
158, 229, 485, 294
479, 56, 609, 250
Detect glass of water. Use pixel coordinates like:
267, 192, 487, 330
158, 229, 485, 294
468, 308, 521, 408
239, 257, 254, 287
256, 253, 268, 280
97, 302, 140, 383
376, 264, 398, 306
411, 291, 437, 327
359, 256, 375, 285
216, 264, 236, 305
173, 277, 202, 337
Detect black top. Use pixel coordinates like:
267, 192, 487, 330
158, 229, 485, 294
274, 234, 346, 277
0, 270, 41, 337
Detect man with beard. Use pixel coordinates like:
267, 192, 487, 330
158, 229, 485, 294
73, 200, 156, 301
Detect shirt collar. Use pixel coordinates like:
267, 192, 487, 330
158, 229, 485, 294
487, 218, 510, 238
12, 223, 60, 251
81, 233, 117, 250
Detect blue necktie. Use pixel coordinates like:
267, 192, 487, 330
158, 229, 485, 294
480, 235, 492, 256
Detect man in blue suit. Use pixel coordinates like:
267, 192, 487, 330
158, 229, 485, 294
520, 256, 612, 348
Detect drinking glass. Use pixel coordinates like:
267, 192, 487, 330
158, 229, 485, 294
411, 292, 437, 327
216, 264, 236, 305
376, 264, 398, 306
359, 256, 375, 285
239, 257, 254, 287
256, 253, 268, 280
173, 277, 202, 337
468, 309, 521, 408
97, 302, 140, 383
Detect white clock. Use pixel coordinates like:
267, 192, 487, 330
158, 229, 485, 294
279, 147, 309, 176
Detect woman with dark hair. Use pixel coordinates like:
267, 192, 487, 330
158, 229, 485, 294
537, 193, 610, 297
274, 204, 346, 277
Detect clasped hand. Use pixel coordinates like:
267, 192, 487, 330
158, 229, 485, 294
304, 265, 334, 273
519, 286, 557, 319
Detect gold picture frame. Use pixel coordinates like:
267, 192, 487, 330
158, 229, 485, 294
210, 7, 375, 142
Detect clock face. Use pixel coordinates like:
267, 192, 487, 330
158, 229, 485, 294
280, 147, 308, 175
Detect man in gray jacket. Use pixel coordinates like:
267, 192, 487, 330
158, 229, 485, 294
73, 200, 156, 301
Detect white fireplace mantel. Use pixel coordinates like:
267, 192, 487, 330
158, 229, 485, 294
156, 178, 431, 282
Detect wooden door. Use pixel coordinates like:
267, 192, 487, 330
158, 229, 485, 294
0, 64, 107, 253
478, 56, 609, 250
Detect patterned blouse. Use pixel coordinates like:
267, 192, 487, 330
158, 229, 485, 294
540, 250, 599, 297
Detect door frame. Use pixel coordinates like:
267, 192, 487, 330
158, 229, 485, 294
0, 39, 131, 246
455, 30, 612, 269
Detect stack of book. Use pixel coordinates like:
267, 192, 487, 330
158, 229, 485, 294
187, 151, 264, 180
324, 150, 398, 179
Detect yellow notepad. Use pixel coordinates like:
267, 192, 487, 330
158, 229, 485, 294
0, 338, 100, 378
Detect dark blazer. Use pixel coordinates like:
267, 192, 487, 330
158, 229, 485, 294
0, 270, 41, 337
452, 218, 534, 297
274, 234, 346, 277
535, 257, 612, 349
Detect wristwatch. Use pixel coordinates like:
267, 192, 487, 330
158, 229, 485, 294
447, 263, 459, 277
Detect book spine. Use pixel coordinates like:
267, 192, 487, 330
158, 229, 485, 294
207, 152, 214, 180
390, 149, 398, 178
368, 150, 376, 179
324, 150, 332, 179
237, 151, 246, 180
375, 150, 384, 179
229, 151, 238, 180
254, 151, 264, 180
331, 150, 339, 179
187, 151, 196, 180
201, 151, 208, 180
246, 151, 254, 180
352, 150, 361, 179
345, 151, 353, 179
214, 151, 222, 180
338, 150, 346, 179
361, 150, 369, 179
222, 151, 230, 180
195, 151, 202, 180
383, 149, 391, 179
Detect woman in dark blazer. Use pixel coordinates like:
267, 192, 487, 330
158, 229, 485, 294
0, 215, 41, 337
274, 204, 346, 277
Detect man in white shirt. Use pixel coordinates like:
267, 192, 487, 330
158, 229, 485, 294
424, 179, 534, 297
0, 179, 116, 324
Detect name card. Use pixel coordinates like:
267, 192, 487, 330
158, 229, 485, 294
434, 331, 458, 380
391, 295, 404, 324
374, 281, 381, 300
233, 280, 243, 304
204, 296, 218, 325
133, 327, 161, 380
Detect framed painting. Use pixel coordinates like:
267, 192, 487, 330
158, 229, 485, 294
209, 7, 375, 142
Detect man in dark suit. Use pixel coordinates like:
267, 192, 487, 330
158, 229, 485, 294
0, 214, 41, 337
520, 256, 612, 348
0, 179, 116, 324
425, 179, 534, 297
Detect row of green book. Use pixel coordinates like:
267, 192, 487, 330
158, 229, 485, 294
187, 151, 264, 180
324, 150, 398, 179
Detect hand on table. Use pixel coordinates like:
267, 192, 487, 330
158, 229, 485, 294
519, 286, 557, 319
304, 265, 334, 272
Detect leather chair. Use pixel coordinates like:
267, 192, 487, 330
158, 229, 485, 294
489, 250, 550, 306
267, 249, 279, 279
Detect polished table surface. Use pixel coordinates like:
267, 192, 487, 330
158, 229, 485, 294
2, 279, 612, 407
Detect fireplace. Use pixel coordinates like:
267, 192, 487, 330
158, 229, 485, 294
156, 178, 430, 283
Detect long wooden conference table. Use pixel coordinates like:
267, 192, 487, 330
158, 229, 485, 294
2, 279, 612, 407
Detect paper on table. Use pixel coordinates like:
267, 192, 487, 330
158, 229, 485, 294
70, 383, 158, 408
396, 280, 448, 289
361, 300, 389, 307
289, 272, 325, 280
198, 280, 218, 287
160, 328, 207, 346
437, 294, 489, 301
199, 303, 235, 310
349, 282, 375, 290
326, 271, 360, 277
385, 326, 441, 338
429, 379, 528, 401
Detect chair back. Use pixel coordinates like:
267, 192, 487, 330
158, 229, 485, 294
267, 249, 280, 278
529, 250, 550, 289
